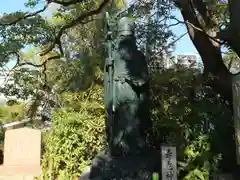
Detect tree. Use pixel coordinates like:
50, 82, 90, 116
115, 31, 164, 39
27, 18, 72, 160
0, 0, 239, 177
172, 0, 240, 173
173, 0, 231, 105
223, 51, 240, 74
41, 85, 105, 179
40, 67, 233, 179
0, 1, 109, 118
0, 1, 234, 107
0, 0, 178, 119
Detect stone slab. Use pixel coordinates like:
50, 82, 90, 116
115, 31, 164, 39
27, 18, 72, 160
0, 165, 41, 176
0, 174, 34, 180
3, 127, 41, 167
0, 128, 42, 179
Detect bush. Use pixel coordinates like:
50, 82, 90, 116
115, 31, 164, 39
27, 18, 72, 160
0, 103, 26, 124
150, 68, 231, 179
0, 102, 26, 144
41, 69, 232, 179
41, 85, 106, 179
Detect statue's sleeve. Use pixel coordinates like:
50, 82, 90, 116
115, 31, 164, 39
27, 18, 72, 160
130, 51, 149, 87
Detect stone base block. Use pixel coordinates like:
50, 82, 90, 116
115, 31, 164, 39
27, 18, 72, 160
80, 149, 161, 180
0, 165, 41, 180
0, 174, 35, 180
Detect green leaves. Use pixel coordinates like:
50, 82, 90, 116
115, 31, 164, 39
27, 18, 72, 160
115, 0, 126, 9
24, 0, 41, 8
0, 103, 26, 124
41, 85, 105, 179
188, 169, 205, 180
38, 67, 231, 179
150, 68, 229, 179
0, 1, 233, 179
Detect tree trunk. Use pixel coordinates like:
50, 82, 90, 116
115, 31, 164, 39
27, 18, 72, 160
176, 0, 237, 172
228, 0, 240, 57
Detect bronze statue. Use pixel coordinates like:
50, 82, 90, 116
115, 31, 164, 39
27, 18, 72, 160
82, 16, 161, 180
104, 16, 152, 156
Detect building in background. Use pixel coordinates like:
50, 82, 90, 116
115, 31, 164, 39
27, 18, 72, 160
148, 52, 176, 72
176, 54, 198, 69
148, 53, 203, 72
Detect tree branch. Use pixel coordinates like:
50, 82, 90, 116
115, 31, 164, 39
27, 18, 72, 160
13, 53, 60, 87
51, 0, 87, 6
168, 15, 224, 45
40, 0, 110, 56
160, 32, 187, 53
0, 2, 50, 26
191, 0, 213, 28
0, 51, 59, 69
176, 0, 233, 105
16, 55, 60, 68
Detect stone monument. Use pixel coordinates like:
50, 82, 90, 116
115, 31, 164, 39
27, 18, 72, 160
80, 15, 161, 180
0, 127, 42, 180
161, 146, 177, 180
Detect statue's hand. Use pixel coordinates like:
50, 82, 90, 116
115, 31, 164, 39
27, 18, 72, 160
131, 79, 146, 87
106, 58, 114, 67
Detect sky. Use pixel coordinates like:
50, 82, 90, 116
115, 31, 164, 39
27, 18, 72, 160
0, 0, 199, 62
0, 0, 200, 98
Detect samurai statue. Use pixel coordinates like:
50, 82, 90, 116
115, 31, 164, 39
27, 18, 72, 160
83, 16, 161, 180
104, 16, 152, 157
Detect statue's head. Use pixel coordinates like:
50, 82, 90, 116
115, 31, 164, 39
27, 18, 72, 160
117, 17, 135, 37
117, 17, 136, 51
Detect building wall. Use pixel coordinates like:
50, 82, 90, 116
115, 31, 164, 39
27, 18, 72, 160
176, 54, 198, 69
148, 54, 202, 72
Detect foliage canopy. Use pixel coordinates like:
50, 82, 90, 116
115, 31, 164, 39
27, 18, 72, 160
0, 0, 238, 179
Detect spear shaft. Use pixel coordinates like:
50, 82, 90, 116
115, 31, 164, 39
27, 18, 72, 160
105, 12, 114, 155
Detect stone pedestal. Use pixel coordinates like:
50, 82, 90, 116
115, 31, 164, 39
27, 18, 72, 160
0, 166, 41, 180
80, 149, 161, 180
213, 173, 234, 180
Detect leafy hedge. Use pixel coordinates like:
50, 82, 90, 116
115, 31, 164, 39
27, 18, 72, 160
0, 102, 26, 145
41, 85, 105, 179
0, 103, 26, 124
150, 69, 232, 179
40, 69, 233, 179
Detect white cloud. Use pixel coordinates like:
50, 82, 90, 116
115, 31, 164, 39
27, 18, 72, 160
47, 2, 61, 13
41, 2, 61, 17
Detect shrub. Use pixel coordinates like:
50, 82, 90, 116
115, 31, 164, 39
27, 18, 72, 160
150, 68, 231, 179
41, 69, 232, 179
0, 103, 26, 124
41, 85, 106, 179
0, 102, 26, 144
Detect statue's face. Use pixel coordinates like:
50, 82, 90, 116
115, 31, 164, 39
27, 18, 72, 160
118, 35, 135, 46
